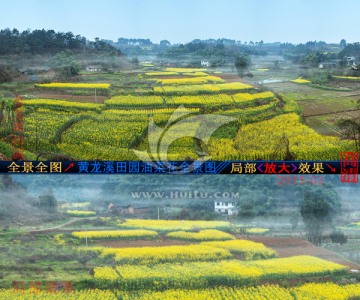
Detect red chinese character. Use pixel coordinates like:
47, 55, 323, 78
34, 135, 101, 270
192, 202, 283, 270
264, 162, 277, 174
340, 152, 358, 183
277, 162, 291, 174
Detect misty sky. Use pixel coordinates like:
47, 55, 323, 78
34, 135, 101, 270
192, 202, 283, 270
1, 0, 359, 44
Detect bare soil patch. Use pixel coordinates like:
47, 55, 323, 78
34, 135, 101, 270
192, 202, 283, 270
298, 100, 359, 117
218, 73, 254, 85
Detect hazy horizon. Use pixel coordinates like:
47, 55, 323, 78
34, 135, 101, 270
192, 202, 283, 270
1, 0, 359, 45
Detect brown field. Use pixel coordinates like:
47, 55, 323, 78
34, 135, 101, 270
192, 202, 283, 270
299, 101, 360, 117
91, 233, 360, 270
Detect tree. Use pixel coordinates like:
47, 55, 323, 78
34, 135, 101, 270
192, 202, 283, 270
329, 230, 347, 245
273, 60, 279, 69
237, 200, 255, 223
340, 39, 347, 48
337, 109, 360, 152
300, 189, 340, 246
50, 50, 81, 77
38, 188, 57, 213
290, 211, 300, 230
234, 54, 251, 77
160, 40, 171, 47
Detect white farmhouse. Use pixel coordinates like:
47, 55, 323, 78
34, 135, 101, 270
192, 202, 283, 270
86, 65, 102, 72
201, 60, 210, 67
214, 200, 238, 216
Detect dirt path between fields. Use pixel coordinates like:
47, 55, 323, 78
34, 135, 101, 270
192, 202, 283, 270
29, 217, 97, 233
246, 235, 360, 270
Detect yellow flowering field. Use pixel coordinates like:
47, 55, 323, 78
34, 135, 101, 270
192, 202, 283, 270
110, 256, 347, 290
103, 107, 200, 115
35, 82, 110, 89
165, 68, 207, 73
57, 142, 137, 160
22, 99, 103, 110
201, 240, 277, 260
166, 94, 234, 106
166, 230, 235, 241
0, 288, 117, 299
213, 99, 278, 119
293, 282, 360, 300
94, 266, 120, 281
1, 283, 359, 299
101, 244, 232, 264
118, 219, 231, 231
105, 95, 165, 107
24, 109, 73, 152
155, 76, 225, 85
77, 246, 105, 253
116, 283, 360, 300
333, 75, 360, 80
60, 118, 146, 148
183, 71, 209, 76
145, 71, 179, 76
66, 210, 96, 217
154, 82, 253, 94
229, 113, 353, 160
72, 229, 158, 240
232, 91, 276, 104
54, 234, 66, 245
246, 228, 269, 234
248, 255, 347, 276
291, 77, 311, 84
117, 285, 293, 300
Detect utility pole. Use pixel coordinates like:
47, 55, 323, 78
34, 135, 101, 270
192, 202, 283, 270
157, 206, 160, 220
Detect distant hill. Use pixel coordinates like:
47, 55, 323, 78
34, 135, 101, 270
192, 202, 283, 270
0, 175, 61, 226
0, 28, 122, 56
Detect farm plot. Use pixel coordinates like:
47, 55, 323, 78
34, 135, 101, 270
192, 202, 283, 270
201, 240, 277, 260
116, 283, 360, 300
72, 230, 158, 240
209, 113, 353, 160
100, 244, 232, 264
118, 219, 231, 232
93, 256, 347, 290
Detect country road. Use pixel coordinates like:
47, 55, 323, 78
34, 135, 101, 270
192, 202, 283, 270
30, 217, 98, 232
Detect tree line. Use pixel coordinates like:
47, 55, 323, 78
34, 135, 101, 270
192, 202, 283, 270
0, 28, 121, 56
